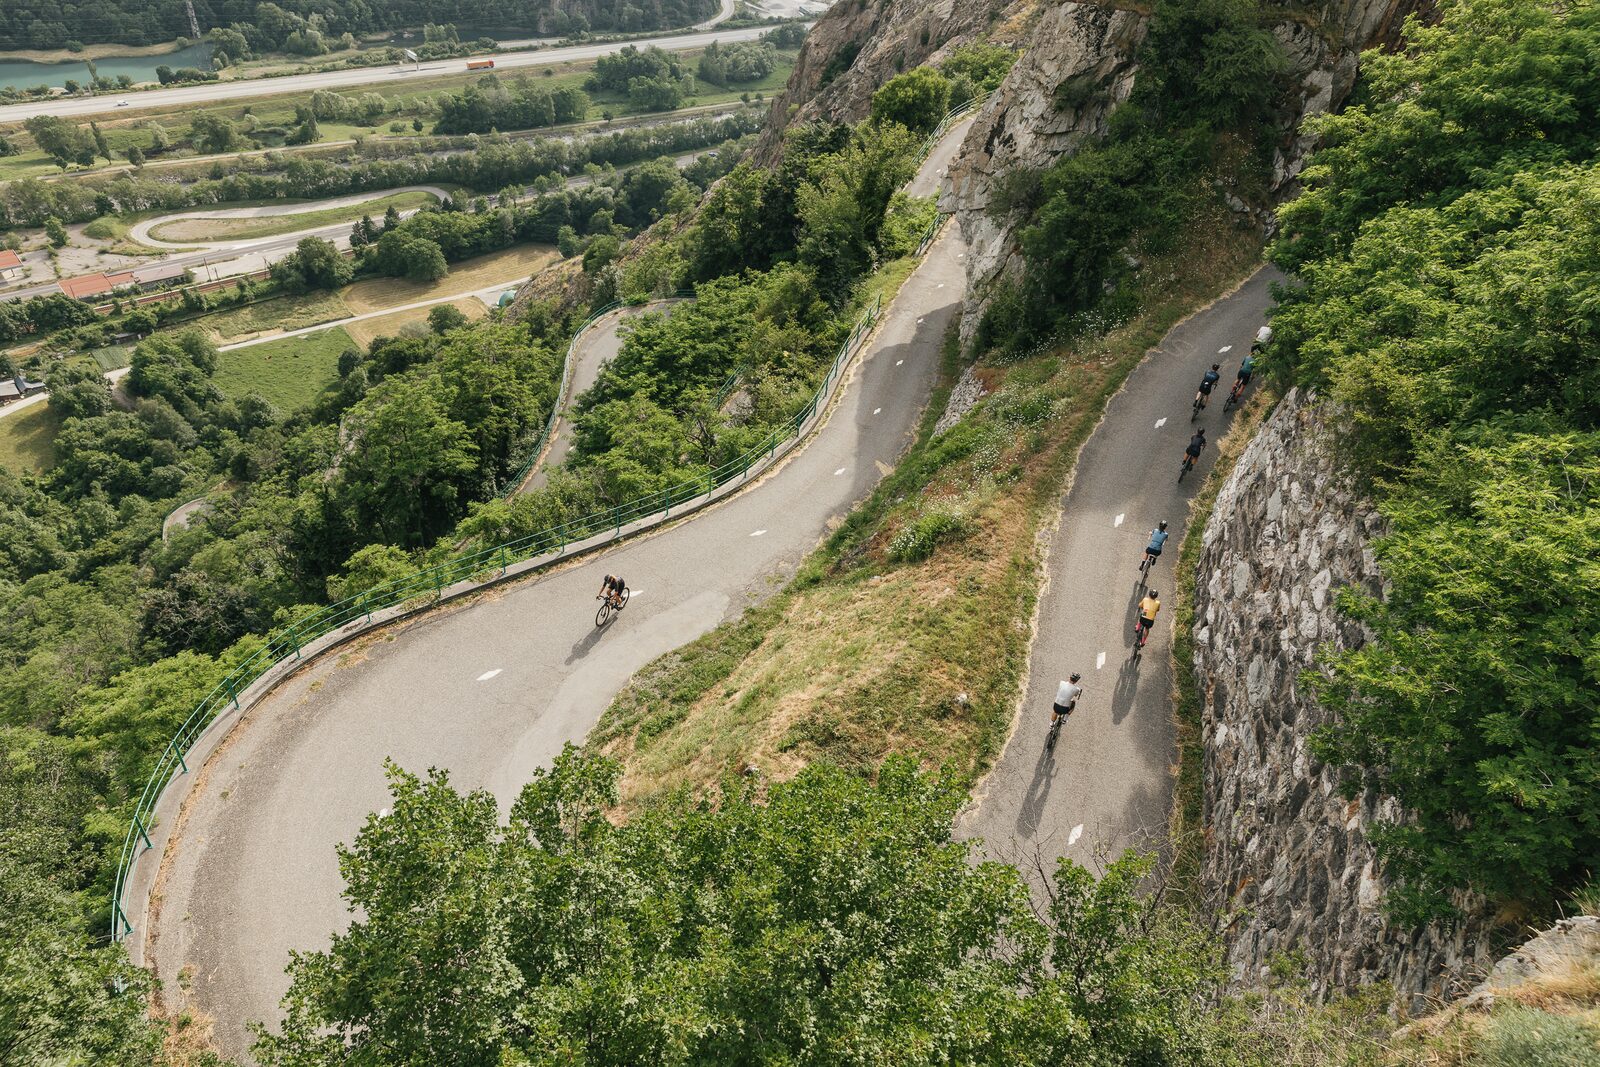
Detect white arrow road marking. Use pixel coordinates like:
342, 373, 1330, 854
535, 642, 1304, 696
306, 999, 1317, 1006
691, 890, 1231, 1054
1114, 513, 1124, 527
626, 590, 644, 600
1155, 417, 1168, 429
1068, 824, 1084, 846
873, 407, 882, 415
896, 359, 904, 365
750, 529, 767, 537
1097, 652, 1106, 670
476, 669, 502, 682
1219, 344, 1233, 353
834, 467, 846, 476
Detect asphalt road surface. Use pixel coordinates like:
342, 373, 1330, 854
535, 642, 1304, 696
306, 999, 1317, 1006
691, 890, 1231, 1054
960, 267, 1282, 880
148, 133, 972, 1062
0, 15, 770, 124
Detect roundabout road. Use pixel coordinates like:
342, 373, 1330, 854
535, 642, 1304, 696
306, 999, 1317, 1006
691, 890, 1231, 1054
147, 124, 973, 1063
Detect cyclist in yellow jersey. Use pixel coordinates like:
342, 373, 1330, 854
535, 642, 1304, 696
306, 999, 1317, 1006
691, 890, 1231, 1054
1135, 591, 1161, 645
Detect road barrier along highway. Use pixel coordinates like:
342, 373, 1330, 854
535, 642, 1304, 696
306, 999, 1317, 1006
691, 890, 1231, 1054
110, 96, 978, 949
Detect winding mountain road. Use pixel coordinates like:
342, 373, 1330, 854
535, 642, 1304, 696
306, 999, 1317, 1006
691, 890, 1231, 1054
962, 267, 1280, 877
144, 121, 971, 1064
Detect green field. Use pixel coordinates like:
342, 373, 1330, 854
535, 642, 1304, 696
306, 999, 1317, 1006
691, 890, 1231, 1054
0, 401, 62, 473
146, 189, 440, 243
214, 327, 354, 411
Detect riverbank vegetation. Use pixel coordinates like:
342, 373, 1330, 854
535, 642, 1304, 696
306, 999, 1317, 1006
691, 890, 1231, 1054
1265, 0, 1600, 926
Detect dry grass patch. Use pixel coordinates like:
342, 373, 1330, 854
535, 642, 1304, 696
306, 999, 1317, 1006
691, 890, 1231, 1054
198, 290, 351, 341
146, 190, 440, 244
345, 296, 486, 348
591, 205, 1264, 811
341, 244, 557, 314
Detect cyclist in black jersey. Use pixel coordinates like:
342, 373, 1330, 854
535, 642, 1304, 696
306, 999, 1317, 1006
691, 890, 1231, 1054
598, 574, 626, 609
1194, 363, 1222, 410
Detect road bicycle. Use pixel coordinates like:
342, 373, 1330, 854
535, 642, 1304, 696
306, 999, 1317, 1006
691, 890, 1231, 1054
595, 587, 630, 627
1223, 376, 1247, 412
1131, 618, 1152, 658
1178, 451, 1198, 482
1045, 709, 1068, 752
1191, 391, 1207, 421
1139, 549, 1158, 585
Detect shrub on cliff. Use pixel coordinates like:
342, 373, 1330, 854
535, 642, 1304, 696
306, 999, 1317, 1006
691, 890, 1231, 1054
1269, 0, 1600, 923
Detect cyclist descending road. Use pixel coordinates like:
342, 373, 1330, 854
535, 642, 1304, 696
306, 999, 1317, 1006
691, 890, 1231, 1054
598, 573, 627, 608
1140, 521, 1169, 577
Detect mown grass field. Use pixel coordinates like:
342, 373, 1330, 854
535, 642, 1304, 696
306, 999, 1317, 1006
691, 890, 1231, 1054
146, 189, 440, 243
345, 296, 486, 348
198, 290, 352, 341
214, 327, 354, 411
0, 401, 62, 472
588, 206, 1265, 810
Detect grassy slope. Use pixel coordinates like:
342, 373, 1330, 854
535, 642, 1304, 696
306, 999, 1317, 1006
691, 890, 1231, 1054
145, 189, 440, 243
214, 327, 354, 411
0, 401, 62, 472
588, 203, 1263, 810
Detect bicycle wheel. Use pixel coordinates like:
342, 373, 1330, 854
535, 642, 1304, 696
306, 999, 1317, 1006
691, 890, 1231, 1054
1191, 398, 1201, 422
595, 600, 612, 627
1046, 719, 1060, 752
618, 588, 630, 611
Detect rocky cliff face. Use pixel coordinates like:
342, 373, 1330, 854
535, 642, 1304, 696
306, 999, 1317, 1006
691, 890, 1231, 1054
751, 0, 1036, 163
942, 0, 1427, 341
1190, 389, 1497, 1007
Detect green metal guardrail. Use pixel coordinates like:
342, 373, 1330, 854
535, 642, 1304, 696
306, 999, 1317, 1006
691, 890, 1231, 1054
109, 94, 984, 946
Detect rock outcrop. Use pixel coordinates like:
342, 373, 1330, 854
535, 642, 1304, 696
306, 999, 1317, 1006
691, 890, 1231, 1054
943, 0, 1428, 341
751, 0, 1036, 163
1190, 389, 1499, 1007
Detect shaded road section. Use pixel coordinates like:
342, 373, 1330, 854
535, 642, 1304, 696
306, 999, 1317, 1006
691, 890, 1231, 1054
962, 268, 1281, 879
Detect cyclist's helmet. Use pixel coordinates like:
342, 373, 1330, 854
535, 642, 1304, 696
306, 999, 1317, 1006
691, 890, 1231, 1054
1069, 672, 1081, 683
1158, 520, 1168, 531
1211, 363, 1220, 371
1149, 590, 1159, 599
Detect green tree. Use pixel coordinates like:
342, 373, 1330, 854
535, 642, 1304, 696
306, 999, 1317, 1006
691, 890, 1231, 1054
870, 66, 952, 134
89, 122, 111, 162
256, 754, 1232, 1066
427, 303, 468, 333
189, 113, 238, 154
373, 231, 448, 282
44, 217, 69, 248
23, 116, 96, 169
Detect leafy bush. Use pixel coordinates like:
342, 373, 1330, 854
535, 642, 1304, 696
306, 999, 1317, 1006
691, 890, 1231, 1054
1470, 1006, 1600, 1067
887, 506, 966, 562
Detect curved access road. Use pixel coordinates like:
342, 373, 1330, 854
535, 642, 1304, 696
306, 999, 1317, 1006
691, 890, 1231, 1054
961, 267, 1282, 879
516, 299, 685, 493
146, 122, 973, 1065
127, 186, 450, 251
0, 18, 777, 123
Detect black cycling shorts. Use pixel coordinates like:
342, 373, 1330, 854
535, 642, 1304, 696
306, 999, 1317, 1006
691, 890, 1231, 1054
1146, 545, 1163, 557
1237, 369, 1253, 384
1052, 701, 1074, 718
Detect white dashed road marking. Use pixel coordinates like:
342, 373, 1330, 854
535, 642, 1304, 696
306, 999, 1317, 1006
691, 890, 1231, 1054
1096, 652, 1106, 670
1219, 345, 1233, 353
896, 359, 904, 365
1114, 513, 1124, 527
750, 529, 767, 537
834, 467, 846, 476
873, 407, 882, 415
1068, 824, 1084, 846
476, 669, 502, 682
1155, 417, 1168, 429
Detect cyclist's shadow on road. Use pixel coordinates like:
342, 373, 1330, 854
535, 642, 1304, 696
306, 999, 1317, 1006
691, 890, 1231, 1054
1015, 734, 1059, 839
566, 618, 608, 664
1112, 653, 1141, 726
